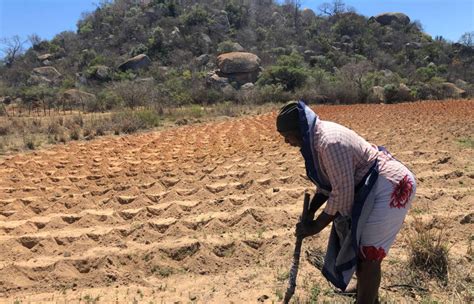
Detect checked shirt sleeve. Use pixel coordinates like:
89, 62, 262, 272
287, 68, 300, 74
320, 141, 355, 216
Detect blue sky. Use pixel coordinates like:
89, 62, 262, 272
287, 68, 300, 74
0, 0, 473, 43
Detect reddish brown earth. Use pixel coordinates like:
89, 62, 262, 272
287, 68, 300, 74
0, 100, 472, 303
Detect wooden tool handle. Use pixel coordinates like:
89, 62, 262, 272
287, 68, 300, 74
283, 192, 311, 304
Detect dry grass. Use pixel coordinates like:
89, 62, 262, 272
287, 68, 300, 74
407, 217, 450, 284
0, 102, 280, 155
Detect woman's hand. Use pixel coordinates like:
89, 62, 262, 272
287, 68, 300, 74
295, 221, 316, 238
295, 211, 337, 239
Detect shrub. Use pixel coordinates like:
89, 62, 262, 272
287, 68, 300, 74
113, 81, 153, 109
257, 53, 309, 91
23, 135, 36, 150
415, 66, 438, 82
88, 90, 122, 112
111, 109, 160, 134
181, 5, 210, 27
89, 54, 106, 66
217, 40, 240, 54
134, 109, 161, 127
83, 126, 94, 139
46, 119, 63, 136
191, 87, 224, 104
72, 115, 84, 127
161, 71, 194, 105
256, 84, 290, 104
383, 84, 399, 104
129, 44, 148, 57
70, 128, 80, 140
78, 20, 93, 35
225, 2, 245, 29
148, 27, 165, 52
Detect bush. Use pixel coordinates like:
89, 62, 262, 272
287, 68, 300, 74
23, 135, 36, 150
160, 71, 195, 105
78, 20, 93, 35
129, 44, 148, 57
415, 66, 438, 82
256, 84, 290, 104
87, 89, 122, 112
148, 27, 165, 52
383, 84, 399, 104
225, 2, 245, 29
181, 5, 210, 26
111, 109, 161, 134
70, 128, 80, 140
257, 53, 309, 91
113, 81, 154, 109
217, 40, 240, 54
46, 119, 64, 136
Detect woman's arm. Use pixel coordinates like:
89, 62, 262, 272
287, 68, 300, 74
307, 192, 329, 220
296, 211, 336, 238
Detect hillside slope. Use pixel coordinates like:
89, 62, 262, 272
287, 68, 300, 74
1, 0, 473, 111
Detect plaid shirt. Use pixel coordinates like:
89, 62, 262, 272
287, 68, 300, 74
313, 120, 378, 216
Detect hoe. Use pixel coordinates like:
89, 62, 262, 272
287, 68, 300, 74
283, 192, 310, 304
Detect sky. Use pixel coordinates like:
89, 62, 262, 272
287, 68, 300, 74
0, 0, 473, 44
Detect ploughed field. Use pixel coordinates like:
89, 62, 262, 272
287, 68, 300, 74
0, 100, 472, 303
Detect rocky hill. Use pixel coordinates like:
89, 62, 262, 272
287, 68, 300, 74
1, 0, 473, 112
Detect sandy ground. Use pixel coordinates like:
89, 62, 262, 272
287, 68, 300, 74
0, 100, 472, 303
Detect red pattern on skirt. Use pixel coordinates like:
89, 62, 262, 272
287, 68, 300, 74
390, 175, 413, 209
360, 246, 386, 261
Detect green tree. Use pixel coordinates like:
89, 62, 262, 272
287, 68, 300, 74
257, 52, 309, 91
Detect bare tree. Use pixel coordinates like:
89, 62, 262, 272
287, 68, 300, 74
284, 0, 301, 31
0, 35, 26, 67
113, 80, 154, 109
28, 33, 43, 48
318, 0, 346, 16
459, 31, 474, 48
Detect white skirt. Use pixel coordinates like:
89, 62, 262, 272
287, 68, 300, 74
359, 169, 416, 261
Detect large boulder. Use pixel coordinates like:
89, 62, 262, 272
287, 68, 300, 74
441, 82, 467, 98
369, 86, 386, 103
198, 33, 212, 54
206, 72, 230, 90
32, 66, 61, 79
118, 54, 151, 71
398, 83, 413, 101
216, 52, 261, 86
29, 66, 62, 86
195, 54, 210, 67
455, 79, 469, 90
37, 53, 53, 61
405, 42, 422, 50
28, 75, 53, 86
373, 12, 410, 26
217, 52, 261, 74
62, 89, 97, 107
241, 83, 255, 90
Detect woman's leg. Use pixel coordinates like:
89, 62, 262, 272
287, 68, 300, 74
358, 172, 416, 303
357, 259, 381, 304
